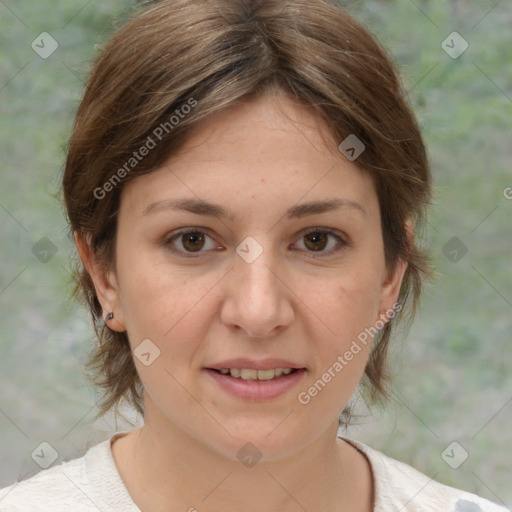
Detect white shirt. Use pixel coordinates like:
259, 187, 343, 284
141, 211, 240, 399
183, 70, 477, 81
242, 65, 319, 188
0, 431, 508, 511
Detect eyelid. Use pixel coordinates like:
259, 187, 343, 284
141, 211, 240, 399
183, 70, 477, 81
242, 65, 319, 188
293, 227, 348, 257
163, 226, 348, 257
164, 227, 221, 257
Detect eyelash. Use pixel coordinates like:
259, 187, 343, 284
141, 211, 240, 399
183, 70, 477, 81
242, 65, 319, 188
163, 227, 348, 258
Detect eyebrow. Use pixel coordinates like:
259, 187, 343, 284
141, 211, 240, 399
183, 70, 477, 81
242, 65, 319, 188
142, 197, 366, 220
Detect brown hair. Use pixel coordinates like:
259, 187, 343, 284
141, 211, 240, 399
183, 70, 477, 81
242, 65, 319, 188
62, 0, 432, 423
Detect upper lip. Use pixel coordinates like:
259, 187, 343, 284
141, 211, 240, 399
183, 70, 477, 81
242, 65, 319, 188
206, 358, 306, 371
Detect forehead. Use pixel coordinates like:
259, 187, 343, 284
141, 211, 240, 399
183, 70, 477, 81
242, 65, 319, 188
166, 90, 342, 172
121, 90, 378, 221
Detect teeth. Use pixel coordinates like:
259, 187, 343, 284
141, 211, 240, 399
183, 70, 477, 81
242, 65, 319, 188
255, 369, 276, 380
217, 368, 296, 380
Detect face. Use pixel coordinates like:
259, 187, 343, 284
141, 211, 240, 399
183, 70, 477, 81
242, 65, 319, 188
85, 90, 406, 461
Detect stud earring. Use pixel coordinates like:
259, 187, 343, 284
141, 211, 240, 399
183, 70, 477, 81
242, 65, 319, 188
105, 312, 114, 322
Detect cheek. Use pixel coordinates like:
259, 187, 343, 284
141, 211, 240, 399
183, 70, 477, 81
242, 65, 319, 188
117, 261, 221, 406
116, 248, 217, 355
301, 259, 383, 389
338, 274, 382, 335
311, 263, 383, 344
296, 272, 381, 418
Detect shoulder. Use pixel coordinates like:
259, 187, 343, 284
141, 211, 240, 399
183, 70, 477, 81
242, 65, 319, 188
0, 435, 139, 512
341, 437, 509, 512
0, 446, 96, 512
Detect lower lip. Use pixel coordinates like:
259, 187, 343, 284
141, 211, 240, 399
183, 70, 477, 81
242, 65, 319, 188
204, 368, 307, 401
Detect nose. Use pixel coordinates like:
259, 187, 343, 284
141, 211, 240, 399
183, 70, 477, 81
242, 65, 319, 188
220, 242, 295, 338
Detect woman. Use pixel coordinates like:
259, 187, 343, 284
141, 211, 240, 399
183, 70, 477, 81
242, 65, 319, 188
0, 0, 507, 510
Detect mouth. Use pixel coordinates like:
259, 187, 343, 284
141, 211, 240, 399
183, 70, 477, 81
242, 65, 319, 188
203, 366, 308, 400
208, 367, 301, 381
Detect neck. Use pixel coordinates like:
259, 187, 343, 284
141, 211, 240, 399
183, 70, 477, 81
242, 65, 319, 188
113, 406, 373, 512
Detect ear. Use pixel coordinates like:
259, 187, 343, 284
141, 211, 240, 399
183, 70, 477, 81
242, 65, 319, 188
74, 232, 126, 332
377, 221, 413, 319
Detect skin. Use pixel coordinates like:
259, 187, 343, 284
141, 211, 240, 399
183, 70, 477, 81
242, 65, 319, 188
77, 88, 408, 512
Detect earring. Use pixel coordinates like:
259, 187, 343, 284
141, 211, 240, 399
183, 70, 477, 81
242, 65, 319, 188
105, 312, 114, 323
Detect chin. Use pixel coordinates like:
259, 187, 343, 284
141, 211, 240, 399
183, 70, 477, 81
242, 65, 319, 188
208, 421, 313, 464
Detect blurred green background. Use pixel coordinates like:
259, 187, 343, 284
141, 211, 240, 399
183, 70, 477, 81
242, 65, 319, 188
0, 0, 511, 507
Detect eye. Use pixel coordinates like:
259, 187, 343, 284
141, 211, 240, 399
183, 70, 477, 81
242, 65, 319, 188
164, 227, 347, 258
164, 228, 219, 255
294, 228, 347, 256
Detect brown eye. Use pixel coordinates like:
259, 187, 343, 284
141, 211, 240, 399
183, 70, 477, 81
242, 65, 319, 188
181, 232, 205, 252
165, 229, 218, 255
303, 232, 329, 251
295, 228, 347, 256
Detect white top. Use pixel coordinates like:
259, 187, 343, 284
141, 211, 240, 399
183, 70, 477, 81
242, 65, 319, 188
0, 431, 508, 512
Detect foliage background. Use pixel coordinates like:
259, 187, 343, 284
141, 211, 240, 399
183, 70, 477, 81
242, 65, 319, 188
0, 0, 511, 506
